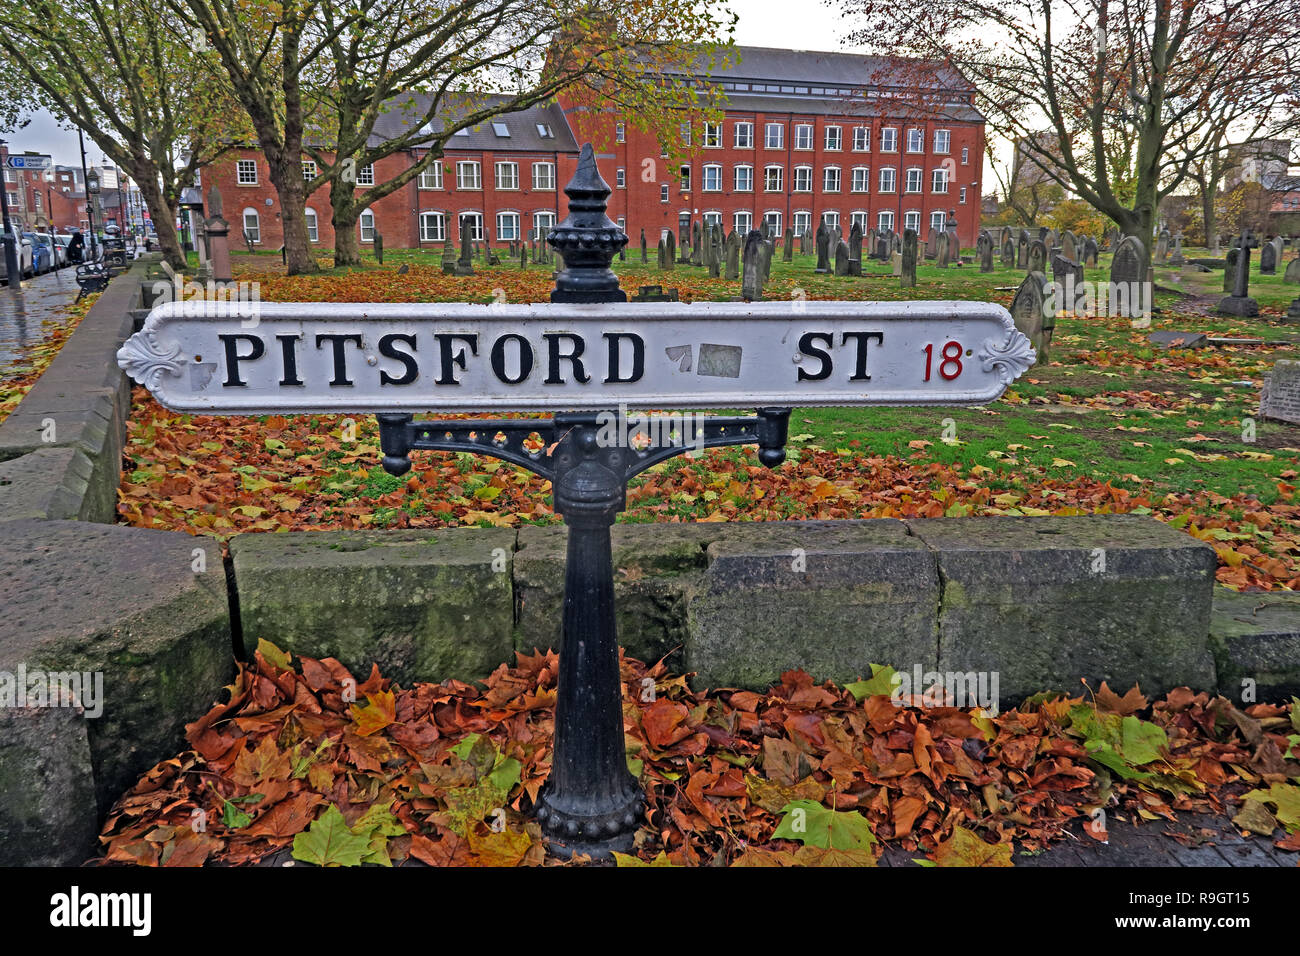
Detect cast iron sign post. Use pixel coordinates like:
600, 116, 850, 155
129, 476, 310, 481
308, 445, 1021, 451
119, 144, 1034, 859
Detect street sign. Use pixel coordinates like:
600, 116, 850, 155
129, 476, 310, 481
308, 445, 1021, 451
117, 300, 1035, 414
6, 155, 52, 169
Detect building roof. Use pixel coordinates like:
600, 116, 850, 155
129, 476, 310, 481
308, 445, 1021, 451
679, 45, 973, 93
368, 93, 579, 153
716, 90, 983, 123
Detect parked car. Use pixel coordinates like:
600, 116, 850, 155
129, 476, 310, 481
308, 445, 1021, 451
53, 233, 73, 265
24, 232, 54, 274
36, 233, 66, 269
0, 229, 35, 283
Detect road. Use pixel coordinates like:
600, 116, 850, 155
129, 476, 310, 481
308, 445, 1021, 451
0, 267, 82, 368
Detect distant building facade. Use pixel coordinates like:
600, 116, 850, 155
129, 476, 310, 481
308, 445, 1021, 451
204, 45, 987, 252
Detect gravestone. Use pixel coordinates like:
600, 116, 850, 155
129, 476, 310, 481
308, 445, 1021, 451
656, 238, 667, 270
848, 224, 863, 273
741, 229, 765, 301
1001, 236, 1015, 267
867, 228, 879, 260
783, 228, 794, 262
834, 239, 851, 276
1261, 240, 1278, 275
1059, 230, 1077, 262
1259, 361, 1300, 423
800, 227, 812, 256
1051, 253, 1084, 315
1027, 238, 1047, 274
1017, 231, 1029, 269
1170, 234, 1184, 267
901, 228, 918, 288
760, 239, 774, 282
640, 229, 647, 263
925, 229, 938, 260
630, 284, 679, 303
936, 231, 950, 268
691, 222, 703, 267
1110, 235, 1145, 288
665, 231, 676, 270
1286, 257, 1300, 284
1000, 226, 1013, 251
1012, 270, 1051, 363
1223, 249, 1238, 293
875, 237, 888, 260
1082, 236, 1099, 268
1156, 229, 1170, 263
979, 231, 994, 272
441, 237, 457, 275
1218, 231, 1259, 317
815, 219, 831, 273
204, 184, 233, 283
891, 250, 903, 276
1288, 296, 1300, 323
945, 211, 959, 254
520, 242, 527, 269
725, 230, 741, 281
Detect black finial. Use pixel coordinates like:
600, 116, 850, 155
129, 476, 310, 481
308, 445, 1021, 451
548, 144, 627, 303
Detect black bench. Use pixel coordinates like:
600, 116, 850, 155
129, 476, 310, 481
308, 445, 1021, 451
75, 263, 113, 301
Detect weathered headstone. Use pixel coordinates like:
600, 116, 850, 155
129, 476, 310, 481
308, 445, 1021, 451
815, 219, 831, 273
1285, 257, 1300, 284
848, 224, 863, 273
925, 229, 938, 260
1170, 234, 1184, 267
724, 230, 741, 281
204, 184, 233, 284
1001, 236, 1015, 267
1223, 248, 1238, 293
760, 239, 774, 282
1110, 235, 1145, 288
1261, 239, 1278, 275
979, 230, 994, 272
1259, 361, 1300, 423
1012, 271, 1051, 363
1218, 231, 1259, 316
1027, 239, 1047, 274
691, 222, 703, 267
665, 230, 676, 270
1156, 228, 1171, 264
656, 238, 667, 270
891, 250, 903, 276
1017, 231, 1029, 269
640, 229, 647, 263
901, 228, 918, 288
442, 237, 457, 274
783, 228, 794, 262
1082, 236, 1099, 268
936, 231, 951, 268
1051, 252, 1084, 315
630, 284, 679, 303
834, 239, 851, 276
1060, 230, 1077, 262
741, 229, 765, 301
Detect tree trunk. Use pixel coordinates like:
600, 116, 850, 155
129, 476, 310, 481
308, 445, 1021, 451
1201, 189, 1218, 254
275, 27, 318, 276
126, 160, 186, 271
330, 177, 362, 267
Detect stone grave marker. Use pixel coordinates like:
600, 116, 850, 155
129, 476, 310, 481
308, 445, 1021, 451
901, 228, 918, 288
1219, 231, 1259, 316
1012, 270, 1052, 362
1286, 257, 1300, 284
1028, 238, 1047, 274
815, 219, 831, 273
1260, 360, 1300, 424
1110, 235, 1146, 288
1261, 239, 1278, 275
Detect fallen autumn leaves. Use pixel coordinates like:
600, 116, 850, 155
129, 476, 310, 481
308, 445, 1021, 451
95, 641, 1300, 867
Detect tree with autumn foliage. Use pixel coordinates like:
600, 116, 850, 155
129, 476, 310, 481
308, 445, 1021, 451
0, 0, 247, 269
834, 0, 1300, 271
304, 0, 735, 268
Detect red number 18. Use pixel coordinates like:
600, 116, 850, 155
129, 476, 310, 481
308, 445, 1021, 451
923, 341, 964, 381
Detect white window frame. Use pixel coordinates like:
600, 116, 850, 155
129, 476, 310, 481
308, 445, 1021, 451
532, 211, 555, 237
679, 164, 692, 191
763, 210, 782, 234
532, 162, 556, 190
302, 160, 317, 181
792, 165, 813, 193
660, 183, 670, 203
734, 122, 754, 148
879, 167, 896, 193
359, 208, 376, 242
703, 122, 722, 148
616, 168, 626, 188
794, 124, 814, 150
961, 146, 969, 165
825, 126, 842, 151
237, 160, 258, 185
241, 208, 260, 242
304, 207, 318, 242
792, 211, 812, 235
880, 128, 898, 153
904, 210, 921, 233
852, 126, 870, 151
906, 128, 924, 153
932, 168, 949, 194
418, 164, 443, 190
456, 161, 481, 190
702, 164, 723, 192
850, 210, 869, 232
495, 210, 520, 241
680, 121, 692, 146
934, 129, 951, 154
822, 211, 840, 230
419, 210, 446, 242
615, 122, 625, 144
960, 186, 968, 204
733, 210, 753, 234
356, 163, 375, 186
734, 165, 753, 192
905, 167, 923, 193
495, 161, 519, 190
459, 211, 484, 241
877, 210, 895, 232
764, 165, 783, 192
851, 166, 870, 193
703, 210, 722, 228
930, 211, 946, 233
765, 123, 784, 149
823, 166, 841, 193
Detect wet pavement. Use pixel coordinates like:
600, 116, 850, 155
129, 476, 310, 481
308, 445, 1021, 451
0, 268, 82, 367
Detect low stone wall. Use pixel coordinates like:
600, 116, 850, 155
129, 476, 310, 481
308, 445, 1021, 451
1, 269, 1296, 866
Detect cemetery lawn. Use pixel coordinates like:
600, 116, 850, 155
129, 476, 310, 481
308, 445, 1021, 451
117, 250, 1300, 591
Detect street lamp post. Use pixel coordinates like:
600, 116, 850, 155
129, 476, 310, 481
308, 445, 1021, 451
79, 130, 98, 260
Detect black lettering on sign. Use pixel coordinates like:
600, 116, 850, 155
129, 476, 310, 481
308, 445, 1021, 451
378, 333, 418, 386
490, 334, 535, 385
435, 334, 478, 386
543, 333, 590, 385
277, 334, 303, 387
219, 333, 265, 387
315, 333, 363, 387
603, 332, 645, 384
841, 331, 884, 381
796, 332, 833, 381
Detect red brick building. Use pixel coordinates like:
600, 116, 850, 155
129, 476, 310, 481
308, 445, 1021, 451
204, 46, 986, 253
2, 162, 91, 233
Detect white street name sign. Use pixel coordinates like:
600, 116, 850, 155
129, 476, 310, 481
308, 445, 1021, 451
117, 300, 1034, 414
